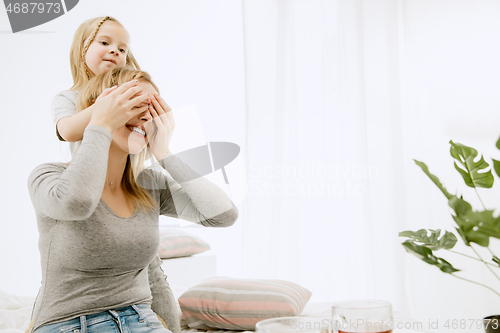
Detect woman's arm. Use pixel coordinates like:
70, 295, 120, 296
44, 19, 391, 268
156, 153, 238, 227
33, 83, 150, 220
142, 94, 238, 227
28, 125, 111, 220
148, 255, 182, 333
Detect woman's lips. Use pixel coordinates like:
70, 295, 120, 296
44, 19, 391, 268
126, 126, 147, 138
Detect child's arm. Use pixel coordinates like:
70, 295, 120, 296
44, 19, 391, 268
52, 87, 114, 142
52, 90, 79, 142
53, 84, 137, 143
56, 106, 94, 142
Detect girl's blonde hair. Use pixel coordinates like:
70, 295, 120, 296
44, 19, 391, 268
69, 16, 141, 91
77, 66, 160, 212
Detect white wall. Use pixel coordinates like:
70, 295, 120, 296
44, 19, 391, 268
0, 0, 246, 297
2, 2, 500, 331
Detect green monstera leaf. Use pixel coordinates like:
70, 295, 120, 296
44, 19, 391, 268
448, 195, 472, 216
449, 140, 494, 189
414, 160, 452, 199
493, 136, 500, 178
492, 159, 500, 179
452, 210, 500, 247
399, 229, 457, 251
403, 138, 500, 296
402, 240, 459, 273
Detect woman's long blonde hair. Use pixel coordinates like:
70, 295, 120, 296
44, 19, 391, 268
77, 66, 160, 212
69, 16, 140, 91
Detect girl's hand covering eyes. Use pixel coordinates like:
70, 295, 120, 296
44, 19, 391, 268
144, 94, 175, 161
88, 79, 150, 134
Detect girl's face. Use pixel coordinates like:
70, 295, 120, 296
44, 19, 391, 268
85, 21, 129, 76
111, 80, 158, 155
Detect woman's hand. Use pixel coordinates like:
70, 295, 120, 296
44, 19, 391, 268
144, 94, 175, 161
88, 80, 150, 134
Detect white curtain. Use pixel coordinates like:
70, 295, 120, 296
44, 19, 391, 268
241, 0, 500, 331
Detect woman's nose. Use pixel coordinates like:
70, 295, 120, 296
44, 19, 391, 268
140, 109, 153, 121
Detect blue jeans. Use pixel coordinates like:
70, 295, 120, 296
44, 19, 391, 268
33, 303, 172, 333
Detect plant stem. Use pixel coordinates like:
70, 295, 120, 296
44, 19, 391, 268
470, 245, 500, 282
474, 188, 487, 210
448, 250, 500, 268
450, 273, 500, 297
487, 247, 498, 259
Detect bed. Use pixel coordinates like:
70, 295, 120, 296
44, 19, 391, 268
0, 253, 430, 333
0, 290, 429, 333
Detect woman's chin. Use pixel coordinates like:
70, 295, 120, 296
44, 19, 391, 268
127, 136, 148, 154
129, 146, 146, 155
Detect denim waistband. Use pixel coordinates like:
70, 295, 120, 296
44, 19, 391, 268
37, 303, 151, 333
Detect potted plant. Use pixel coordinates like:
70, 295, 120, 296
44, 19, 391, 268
400, 139, 500, 333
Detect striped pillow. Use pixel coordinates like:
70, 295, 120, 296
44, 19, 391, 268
178, 276, 312, 330
158, 230, 211, 259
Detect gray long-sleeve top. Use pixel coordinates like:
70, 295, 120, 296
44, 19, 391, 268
27, 125, 238, 332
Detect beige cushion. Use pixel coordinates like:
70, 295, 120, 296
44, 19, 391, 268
158, 230, 210, 259
178, 276, 312, 330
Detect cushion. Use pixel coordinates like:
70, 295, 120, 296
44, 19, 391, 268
158, 229, 210, 259
178, 276, 312, 330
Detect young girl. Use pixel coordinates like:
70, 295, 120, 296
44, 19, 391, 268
29, 65, 238, 333
53, 16, 143, 157
49, 16, 177, 333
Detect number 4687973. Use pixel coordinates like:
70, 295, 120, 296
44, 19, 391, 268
6, 3, 61, 14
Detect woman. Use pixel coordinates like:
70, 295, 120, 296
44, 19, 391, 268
27, 66, 238, 333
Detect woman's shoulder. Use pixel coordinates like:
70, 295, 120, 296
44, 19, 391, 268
136, 166, 158, 188
29, 161, 68, 177
136, 164, 176, 192
27, 162, 68, 189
